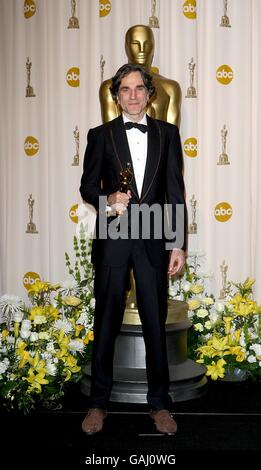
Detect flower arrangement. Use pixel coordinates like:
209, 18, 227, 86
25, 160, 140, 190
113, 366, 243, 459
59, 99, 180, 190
1, 242, 260, 414
169, 254, 261, 381
0, 235, 94, 413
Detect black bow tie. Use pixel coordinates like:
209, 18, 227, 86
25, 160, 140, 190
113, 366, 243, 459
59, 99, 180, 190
124, 122, 148, 133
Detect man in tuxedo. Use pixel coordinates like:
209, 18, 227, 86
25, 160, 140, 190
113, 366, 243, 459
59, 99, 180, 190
80, 63, 187, 435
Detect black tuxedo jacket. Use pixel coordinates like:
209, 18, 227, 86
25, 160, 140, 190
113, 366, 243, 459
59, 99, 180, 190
80, 114, 187, 267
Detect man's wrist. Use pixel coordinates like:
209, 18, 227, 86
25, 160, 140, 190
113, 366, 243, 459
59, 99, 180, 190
172, 248, 187, 257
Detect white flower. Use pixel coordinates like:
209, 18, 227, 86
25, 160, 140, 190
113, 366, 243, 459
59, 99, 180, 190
6, 335, 15, 345
202, 333, 211, 341
76, 311, 89, 326
209, 311, 219, 323
247, 355, 257, 363
250, 344, 261, 357
0, 358, 10, 374
21, 320, 31, 330
68, 339, 85, 352
34, 315, 47, 325
13, 311, 24, 323
46, 341, 55, 352
214, 302, 225, 312
196, 308, 209, 318
59, 279, 80, 296
204, 321, 212, 330
248, 331, 258, 340
201, 297, 214, 306
53, 319, 73, 334
90, 298, 96, 309
38, 332, 50, 340
30, 332, 39, 342
41, 352, 52, 361
173, 295, 183, 301
194, 323, 204, 332
0, 295, 24, 322
46, 363, 57, 376
20, 328, 31, 339
239, 334, 246, 348
182, 281, 191, 292
168, 285, 177, 297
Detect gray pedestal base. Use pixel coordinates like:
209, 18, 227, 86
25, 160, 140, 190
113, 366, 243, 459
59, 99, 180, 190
81, 300, 207, 403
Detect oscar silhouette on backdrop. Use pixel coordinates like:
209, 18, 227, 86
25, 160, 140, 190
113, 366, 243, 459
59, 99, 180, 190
100, 24, 181, 126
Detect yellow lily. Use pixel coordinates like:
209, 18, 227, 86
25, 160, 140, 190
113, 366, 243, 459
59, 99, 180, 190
223, 316, 232, 335
55, 330, 70, 358
26, 368, 49, 392
63, 296, 82, 307
29, 306, 46, 321
46, 305, 59, 319
28, 281, 50, 295
75, 325, 84, 337
229, 346, 245, 362
190, 284, 204, 294
205, 359, 226, 380
1, 329, 9, 339
187, 299, 201, 310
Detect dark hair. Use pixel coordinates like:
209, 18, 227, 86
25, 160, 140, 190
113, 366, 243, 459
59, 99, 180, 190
110, 63, 155, 101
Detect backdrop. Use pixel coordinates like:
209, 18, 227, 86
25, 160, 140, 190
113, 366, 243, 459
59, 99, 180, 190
1, 0, 261, 301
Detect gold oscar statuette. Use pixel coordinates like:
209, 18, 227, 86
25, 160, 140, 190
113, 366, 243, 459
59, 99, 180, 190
26, 57, 36, 98
115, 163, 133, 216
68, 0, 79, 29
217, 125, 230, 165
189, 194, 197, 234
186, 58, 197, 98
220, 0, 231, 27
219, 260, 228, 299
26, 194, 38, 234
148, 0, 159, 28
72, 125, 79, 166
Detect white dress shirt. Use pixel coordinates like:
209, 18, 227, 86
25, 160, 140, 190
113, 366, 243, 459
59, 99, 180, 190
123, 114, 148, 197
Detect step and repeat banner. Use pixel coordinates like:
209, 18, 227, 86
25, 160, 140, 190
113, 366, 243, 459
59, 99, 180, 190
0, 0, 261, 300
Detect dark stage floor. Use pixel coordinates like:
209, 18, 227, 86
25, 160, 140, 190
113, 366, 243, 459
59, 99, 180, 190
1, 379, 260, 468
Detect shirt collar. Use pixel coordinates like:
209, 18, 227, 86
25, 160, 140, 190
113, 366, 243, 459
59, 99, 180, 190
122, 113, 147, 125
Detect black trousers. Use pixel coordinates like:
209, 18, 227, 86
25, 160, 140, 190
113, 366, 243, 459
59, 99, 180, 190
90, 239, 171, 410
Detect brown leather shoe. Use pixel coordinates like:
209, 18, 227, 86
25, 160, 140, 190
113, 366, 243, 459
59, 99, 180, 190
150, 410, 177, 435
82, 408, 107, 435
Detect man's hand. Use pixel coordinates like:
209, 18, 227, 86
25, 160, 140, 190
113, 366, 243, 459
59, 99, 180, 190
107, 190, 131, 213
168, 249, 186, 276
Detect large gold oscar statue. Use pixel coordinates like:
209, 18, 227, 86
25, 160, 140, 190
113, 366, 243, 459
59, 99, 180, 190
99, 24, 181, 127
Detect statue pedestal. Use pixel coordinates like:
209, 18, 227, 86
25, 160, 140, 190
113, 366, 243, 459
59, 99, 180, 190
81, 300, 207, 403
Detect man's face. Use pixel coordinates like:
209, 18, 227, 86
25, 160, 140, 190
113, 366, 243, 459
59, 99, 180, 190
125, 27, 154, 66
117, 71, 149, 121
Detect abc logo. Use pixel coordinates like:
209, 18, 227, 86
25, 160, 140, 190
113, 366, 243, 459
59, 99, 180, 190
216, 65, 234, 85
23, 271, 41, 290
66, 67, 80, 87
99, 0, 111, 17
24, 0, 36, 19
24, 136, 39, 157
184, 137, 198, 157
69, 204, 79, 223
214, 202, 233, 222
183, 0, 197, 19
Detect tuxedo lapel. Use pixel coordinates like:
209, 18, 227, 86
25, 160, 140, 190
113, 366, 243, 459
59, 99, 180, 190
140, 115, 161, 203
109, 116, 139, 199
